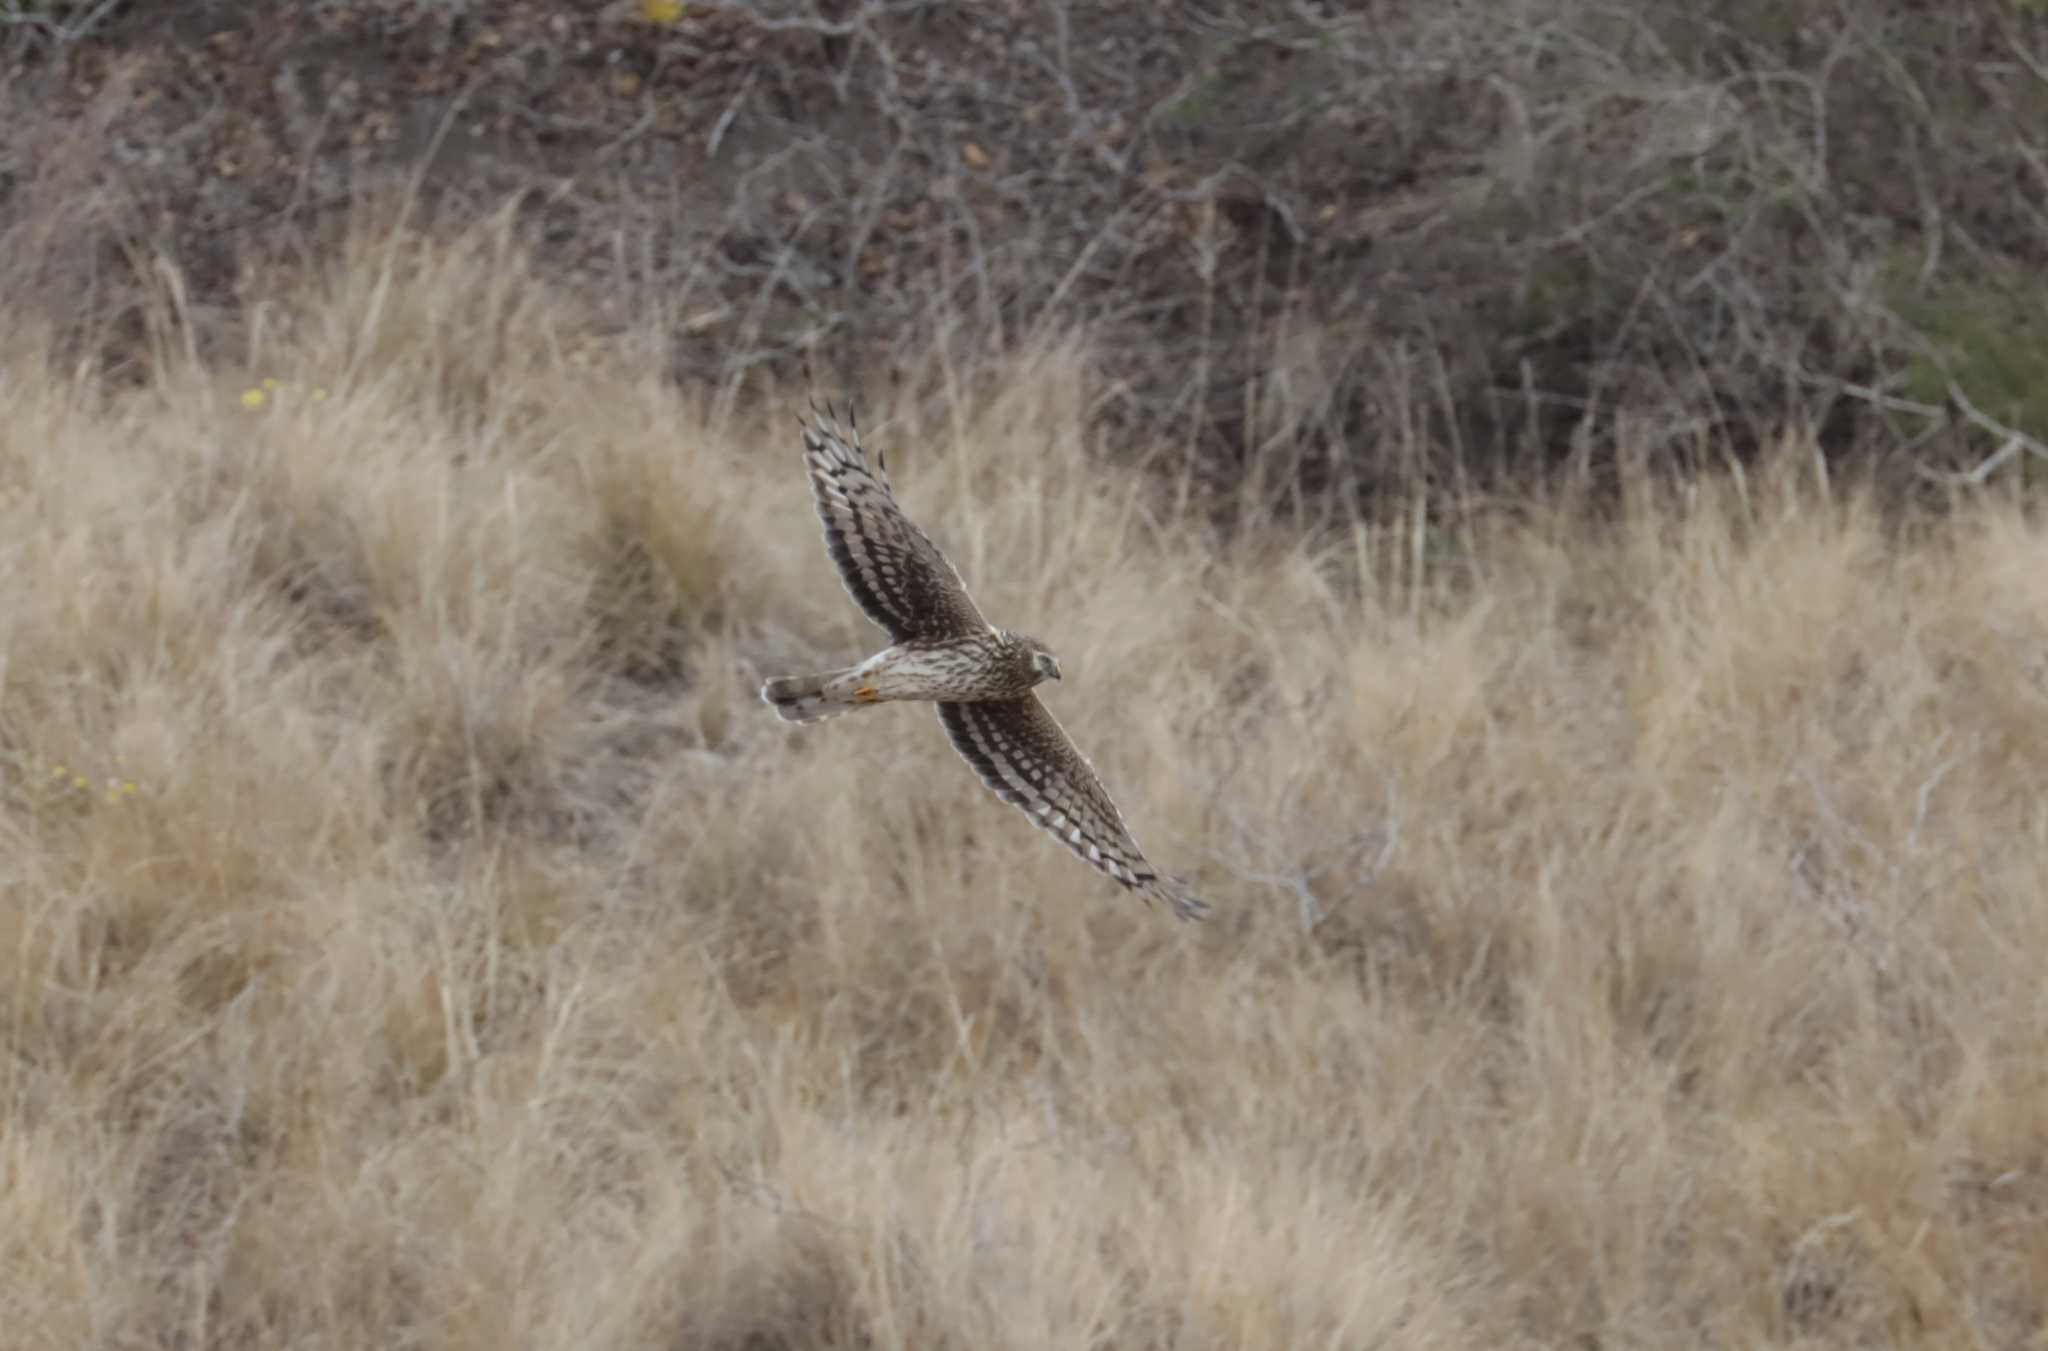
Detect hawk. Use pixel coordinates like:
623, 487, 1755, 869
762, 409, 1206, 921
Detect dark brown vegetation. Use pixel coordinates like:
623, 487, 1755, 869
7, 0, 2048, 507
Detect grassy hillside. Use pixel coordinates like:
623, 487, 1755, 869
3, 223, 2047, 1349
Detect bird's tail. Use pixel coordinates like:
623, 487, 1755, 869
761, 667, 865, 723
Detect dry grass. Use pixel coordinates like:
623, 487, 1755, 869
3, 224, 2048, 1351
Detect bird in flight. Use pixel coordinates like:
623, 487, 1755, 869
761, 408, 1206, 920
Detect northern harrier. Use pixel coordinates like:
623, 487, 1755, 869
762, 409, 1206, 921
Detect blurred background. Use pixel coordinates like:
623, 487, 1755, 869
9, 0, 2048, 507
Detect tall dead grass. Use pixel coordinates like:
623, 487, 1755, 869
2, 222, 2047, 1350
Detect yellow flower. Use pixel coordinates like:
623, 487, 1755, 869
642, 0, 684, 24
241, 388, 265, 409
262, 376, 279, 390
70, 775, 87, 790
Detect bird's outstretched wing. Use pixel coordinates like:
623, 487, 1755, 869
801, 411, 988, 642
937, 695, 1206, 920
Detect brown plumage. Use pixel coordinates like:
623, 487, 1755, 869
761, 408, 1205, 921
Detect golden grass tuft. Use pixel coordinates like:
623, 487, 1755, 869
2, 221, 2047, 1348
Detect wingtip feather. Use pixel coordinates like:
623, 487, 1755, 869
1141, 874, 1209, 922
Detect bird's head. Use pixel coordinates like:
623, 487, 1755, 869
1012, 633, 1062, 686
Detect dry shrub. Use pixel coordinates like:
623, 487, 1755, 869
10, 1, 2048, 505
0, 217, 2046, 1348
